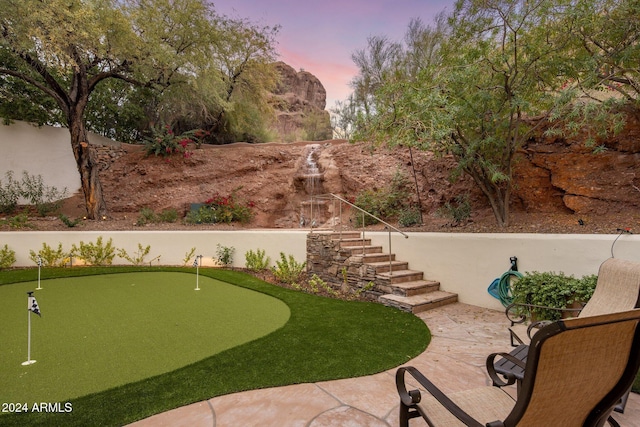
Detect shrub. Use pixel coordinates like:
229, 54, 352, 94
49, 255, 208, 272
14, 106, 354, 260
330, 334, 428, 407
0, 171, 21, 214
20, 171, 67, 216
0, 244, 16, 269
29, 242, 67, 267
352, 169, 411, 226
215, 244, 235, 266
511, 271, 597, 321
158, 208, 179, 223
117, 243, 152, 266
398, 207, 422, 227
308, 274, 338, 296
143, 124, 209, 158
71, 236, 116, 266
0, 171, 67, 216
185, 191, 254, 224
136, 207, 179, 225
183, 247, 197, 266
438, 194, 471, 224
136, 207, 158, 225
59, 214, 82, 228
245, 249, 271, 272
1, 213, 34, 229
271, 252, 306, 284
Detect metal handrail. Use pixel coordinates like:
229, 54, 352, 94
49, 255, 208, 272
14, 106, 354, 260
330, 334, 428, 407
307, 193, 409, 277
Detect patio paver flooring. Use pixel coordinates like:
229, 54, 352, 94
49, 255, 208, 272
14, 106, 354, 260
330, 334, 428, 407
127, 303, 639, 426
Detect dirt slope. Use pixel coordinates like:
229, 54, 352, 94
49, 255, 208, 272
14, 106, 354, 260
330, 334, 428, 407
24, 139, 635, 235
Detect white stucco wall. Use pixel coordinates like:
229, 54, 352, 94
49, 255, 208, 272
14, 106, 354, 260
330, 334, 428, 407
2, 230, 638, 311
0, 121, 82, 196
0, 120, 119, 197
366, 231, 639, 310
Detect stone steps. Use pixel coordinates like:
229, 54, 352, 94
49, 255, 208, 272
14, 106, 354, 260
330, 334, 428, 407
381, 280, 442, 297
307, 230, 458, 313
339, 238, 373, 247
377, 269, 425, 283
358, 253, 396, 263
378, 291, 459, 314
365, 260, 409, 274
345, 245, 385, 255
356, 238, 458, 313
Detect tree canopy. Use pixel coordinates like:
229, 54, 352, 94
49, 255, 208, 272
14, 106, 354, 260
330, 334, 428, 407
348, 0, 638, 226
0, 0, 279, 217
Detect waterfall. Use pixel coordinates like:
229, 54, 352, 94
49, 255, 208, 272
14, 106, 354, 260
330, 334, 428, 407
303, 144, 323, 196
296, 144, 326, 227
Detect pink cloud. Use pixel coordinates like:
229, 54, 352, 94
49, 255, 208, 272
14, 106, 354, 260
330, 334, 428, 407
215, 0, 454, 106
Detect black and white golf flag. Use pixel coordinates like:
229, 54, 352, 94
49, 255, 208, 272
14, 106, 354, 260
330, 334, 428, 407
28, 293, 41, 317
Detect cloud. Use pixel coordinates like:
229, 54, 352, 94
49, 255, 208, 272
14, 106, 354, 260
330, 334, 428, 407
215, 0, 454, 105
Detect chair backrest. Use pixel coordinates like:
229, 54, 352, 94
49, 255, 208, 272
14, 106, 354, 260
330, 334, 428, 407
578, 258, 640, 318
500, 309, 640, 427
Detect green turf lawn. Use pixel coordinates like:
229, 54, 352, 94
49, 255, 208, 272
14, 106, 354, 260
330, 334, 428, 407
0, 272, 290, 404
0, 267, 429, 426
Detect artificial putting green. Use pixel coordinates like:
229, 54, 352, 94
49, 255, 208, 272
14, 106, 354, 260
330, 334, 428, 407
0, 267, 429, 426
0, 272, 290, 404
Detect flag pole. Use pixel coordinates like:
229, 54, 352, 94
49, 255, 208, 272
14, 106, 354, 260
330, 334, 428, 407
194, 255, 202, 290
22, 292, 36, 366
36, 255, 42, 290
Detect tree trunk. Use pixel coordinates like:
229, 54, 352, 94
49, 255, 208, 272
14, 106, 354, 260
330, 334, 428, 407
68, 115, 107, 220
466, 167, 510, 227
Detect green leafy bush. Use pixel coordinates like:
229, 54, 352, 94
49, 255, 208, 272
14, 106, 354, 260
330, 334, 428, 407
143, 124, 209, 158
136, 207, 158, 225
20, 171, 67, 216
0, 171, 67, 216
215, 244, 235, 266
71, 236, 116, 266
158, 208, 178, 223
0, 213, 34, 229
183, 247, 197, 266
352, 170, 411, 226
511, 271, 597, 321
438, 194, 471, 224
136, 207, 179, 226
398, 207, 422, 227
117, 243, 152, 265
185, 192, 254, 224
245, 249, 271, 272
59, 214, 82, 228
0, 171, 21, 214
0, 244, 16, 269
271, 252, 307, 284
29, 242, 68, 267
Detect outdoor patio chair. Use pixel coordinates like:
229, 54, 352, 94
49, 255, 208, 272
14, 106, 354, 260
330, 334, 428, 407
506, 257, 640, 346
396, 309, 640, 427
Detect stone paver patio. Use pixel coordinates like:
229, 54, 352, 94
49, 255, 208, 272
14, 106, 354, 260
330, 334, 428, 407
128, 303, 639, 426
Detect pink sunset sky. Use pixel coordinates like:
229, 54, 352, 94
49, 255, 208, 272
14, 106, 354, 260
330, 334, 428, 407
213, 0, 453, 109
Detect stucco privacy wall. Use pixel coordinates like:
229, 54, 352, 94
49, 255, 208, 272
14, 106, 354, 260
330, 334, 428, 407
0, 120, 117, 197
2, 230, 638, 311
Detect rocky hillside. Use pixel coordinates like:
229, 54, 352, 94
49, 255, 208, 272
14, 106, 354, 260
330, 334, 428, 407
43, 123, 640, 234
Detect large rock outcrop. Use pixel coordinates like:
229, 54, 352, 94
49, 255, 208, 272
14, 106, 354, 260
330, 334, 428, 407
269, 62, 332, 142
513, 110, 640, 215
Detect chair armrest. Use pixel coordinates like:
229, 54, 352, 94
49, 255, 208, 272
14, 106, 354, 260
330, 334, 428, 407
486, 352, 523, 387
505, 302, 528, 325
396, 366, 484, 427
526, 320, 551, 339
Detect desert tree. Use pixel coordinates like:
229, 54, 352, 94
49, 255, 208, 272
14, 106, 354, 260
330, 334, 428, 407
0, 0, 279, 217
0, 0, 219, 218
354, 0, 586, 226
568, 0, 640, 104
